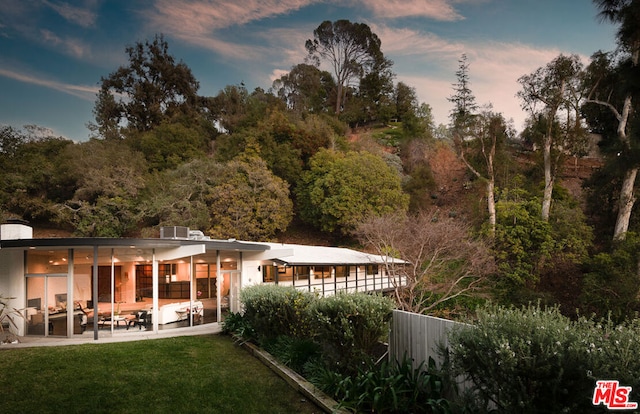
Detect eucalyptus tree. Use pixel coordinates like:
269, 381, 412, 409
448, 55, 502, 233
456, 109, 513, 236
305, 20, 391, 115
517, 54, 585, 221
584, 0, 640, 240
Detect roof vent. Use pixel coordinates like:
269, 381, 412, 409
188, 230, 209, 240
160, 226, 189, 240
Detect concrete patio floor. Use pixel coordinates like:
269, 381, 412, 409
0, 322, 223, 349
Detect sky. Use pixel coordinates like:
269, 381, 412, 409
0, 0, 619, 142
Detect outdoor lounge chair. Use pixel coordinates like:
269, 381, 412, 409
127, 310, 148, 330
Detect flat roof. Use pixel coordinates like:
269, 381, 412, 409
260, 242, 407, 266
0, 237, 269, 252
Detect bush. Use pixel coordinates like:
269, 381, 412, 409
311, 356, 451, 414
581, 232, 640, 321
308, 292, 394, 373
447, 304, 640, 413
262, 335, 322, 375
221, 311, 256, 342
239, 284, 315, 341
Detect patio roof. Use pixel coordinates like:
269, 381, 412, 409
257, 242, 406, 266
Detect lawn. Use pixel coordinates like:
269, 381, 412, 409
0, 334, 322, 413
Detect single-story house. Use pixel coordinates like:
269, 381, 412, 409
0, 222, 405, 341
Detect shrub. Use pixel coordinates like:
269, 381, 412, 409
581, 232, 640, 321
239, 284, 316, 341
447, 304, 640, 412
312, 356, 451, 414
221, 311, 256, 342
262, 335, 322, 375
308, 292, 394, 373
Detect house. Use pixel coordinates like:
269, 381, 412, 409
0, 222, 405, 340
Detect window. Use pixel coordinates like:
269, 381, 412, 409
314, 266, 332, 279
335, 266, 349, 278
366, 265, 379, 275
263, 265, 276, 282
294, 266, 310, 280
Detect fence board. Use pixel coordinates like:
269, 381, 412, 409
389, 309, 462, 370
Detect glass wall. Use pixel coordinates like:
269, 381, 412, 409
24, 250, 77, 337
24, 246, 232, 337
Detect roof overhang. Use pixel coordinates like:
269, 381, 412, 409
0, 237, 269, 253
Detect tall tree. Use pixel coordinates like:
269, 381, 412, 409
456, 108, 513, 236
305, 20, 391, 115
517, 54, 584, 221
93, 35, 201, 138
585, 0, 640, 240
448, 53, 478, 134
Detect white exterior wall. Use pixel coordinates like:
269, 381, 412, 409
0, 249, 26, 336
240, 259, 263, 288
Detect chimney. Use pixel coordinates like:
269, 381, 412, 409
1, 218, 33, 240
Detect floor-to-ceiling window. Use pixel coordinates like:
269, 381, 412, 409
23, 243, 241, 338
24, 249, 79, 337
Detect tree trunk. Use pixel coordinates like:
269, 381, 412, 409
487, 179, 496, 237
541, 135, 554, 221
335, 83, 343, 114
613, 167, 638, 240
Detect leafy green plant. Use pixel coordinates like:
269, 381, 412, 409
315, 356, 451, 414
263, 335, 322, 374
581, 232, 640, 321
447, 304, 640, 413
240, 284, 315, 341
221, 311, 256, 343
0, 294, 23, 343
308, 292, 394, 373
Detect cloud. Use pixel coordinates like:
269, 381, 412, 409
148, 0, 316, 36
42, 0, 98, 28
359, 0, 465, 21
0, 67, 99, 101
372, 24, 464, 58
40, 29, 91, 59
379, 25, 575, 131
395, 42, 561, 130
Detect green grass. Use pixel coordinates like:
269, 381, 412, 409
0, 335, 321, 414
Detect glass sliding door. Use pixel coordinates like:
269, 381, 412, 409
25, 249, 73, 337
25, 274, 69, 336
25, 276, 45, 336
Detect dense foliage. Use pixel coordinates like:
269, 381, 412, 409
3, 8, 640, 319
234, 285, 394, 375
227, 285, 445, 413
297, 149, 409, 234
447, 304, 640, 413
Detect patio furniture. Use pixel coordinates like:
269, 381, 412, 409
127, 310, 149, 330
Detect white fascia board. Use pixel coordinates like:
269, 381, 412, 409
155, 244, 206, 261
243, 248, 295, 261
